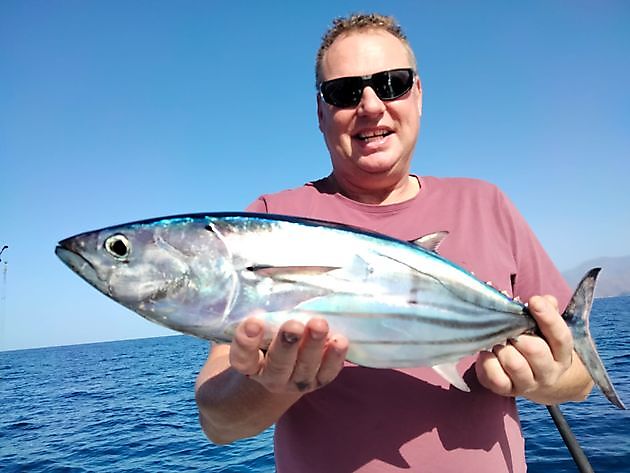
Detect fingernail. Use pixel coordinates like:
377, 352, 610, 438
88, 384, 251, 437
281, 331, 300, 345
310, 330, 325, 341
245, 321, 261, 337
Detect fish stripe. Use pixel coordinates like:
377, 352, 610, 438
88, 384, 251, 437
350, 325, 520, 346
315, 309, 528, 330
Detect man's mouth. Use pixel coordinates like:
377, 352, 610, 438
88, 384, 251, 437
354, 129, 393, 143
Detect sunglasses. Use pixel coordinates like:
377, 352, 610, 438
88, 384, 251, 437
318, 68, 415, 108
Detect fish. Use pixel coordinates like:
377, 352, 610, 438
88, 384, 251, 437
55, 212, 625, 408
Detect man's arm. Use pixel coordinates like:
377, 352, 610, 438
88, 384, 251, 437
476, 295, 594, 404
195, 317, 348, 444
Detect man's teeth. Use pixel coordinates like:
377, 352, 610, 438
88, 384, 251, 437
357, 130, 391, 141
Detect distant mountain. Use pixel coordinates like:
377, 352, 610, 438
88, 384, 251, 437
562, 255, 630, 298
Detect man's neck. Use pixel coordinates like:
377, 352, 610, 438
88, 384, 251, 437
327, 174, 420, 205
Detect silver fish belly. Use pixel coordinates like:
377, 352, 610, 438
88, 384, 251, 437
55, 212, 625, 408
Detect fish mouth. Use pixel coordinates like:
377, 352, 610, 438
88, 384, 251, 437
55, 241, 105, 292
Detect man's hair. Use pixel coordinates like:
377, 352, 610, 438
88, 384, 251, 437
315, 13, 417, 87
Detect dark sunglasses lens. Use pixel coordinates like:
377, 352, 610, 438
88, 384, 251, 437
373, 69, 414, 100
321, 69, 414, 107
321, 77, 363, 108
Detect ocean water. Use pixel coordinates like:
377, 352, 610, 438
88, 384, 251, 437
1, 296, 628, 472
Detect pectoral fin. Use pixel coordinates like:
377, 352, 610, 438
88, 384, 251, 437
248, 265, 340, 280
432, 363, 470, 392
249, 254, 373, 284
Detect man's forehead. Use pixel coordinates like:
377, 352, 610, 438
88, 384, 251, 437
320, 30, 413, 80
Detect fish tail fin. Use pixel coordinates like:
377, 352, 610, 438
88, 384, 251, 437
562, 268, 625, 409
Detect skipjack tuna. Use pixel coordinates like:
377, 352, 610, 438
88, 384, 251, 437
55, 212, 624, 408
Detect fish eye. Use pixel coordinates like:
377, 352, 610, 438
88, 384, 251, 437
104, 234, 131, 261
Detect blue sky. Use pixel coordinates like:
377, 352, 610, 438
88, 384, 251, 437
1, 1, 628, 351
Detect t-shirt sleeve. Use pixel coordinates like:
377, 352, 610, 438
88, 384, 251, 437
245, 196, 268, 212
496, 188, 572, 310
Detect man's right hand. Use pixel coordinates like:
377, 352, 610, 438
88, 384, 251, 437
195, 315, 348, 443
228, 316, 349, 394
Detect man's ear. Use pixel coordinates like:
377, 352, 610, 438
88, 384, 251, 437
416, 79, 423, 117
317, 95, 325, 133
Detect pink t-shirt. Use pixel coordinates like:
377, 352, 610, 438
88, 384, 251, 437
247, 175, 571, 473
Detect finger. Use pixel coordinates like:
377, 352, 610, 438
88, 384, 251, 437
495, 341, 536, 394
290, 318, 329, 392
261, 320, 305, 386
229, 317, 266, 375
528, 295, 573, 365
476, 349, 513, 396
316, 334, 349, 387
509, 334, 555, 383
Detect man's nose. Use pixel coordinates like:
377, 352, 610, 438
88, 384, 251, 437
357, 86, 386, 115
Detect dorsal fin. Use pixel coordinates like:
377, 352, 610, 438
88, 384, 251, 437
410, 231, 449, 253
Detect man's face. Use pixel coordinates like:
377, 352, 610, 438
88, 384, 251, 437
318, 30, 422, 187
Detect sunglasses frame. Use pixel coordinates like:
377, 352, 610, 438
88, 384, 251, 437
318, 68, 416, 108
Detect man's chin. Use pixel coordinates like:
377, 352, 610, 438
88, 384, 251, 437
354, 153, 404, 175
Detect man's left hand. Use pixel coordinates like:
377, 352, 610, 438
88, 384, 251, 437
475, 295, 593, 404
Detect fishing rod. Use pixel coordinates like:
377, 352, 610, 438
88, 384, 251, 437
547, 404, 594, 473
0, 246, 6, 350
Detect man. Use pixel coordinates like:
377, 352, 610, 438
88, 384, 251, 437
195, 13, 593, 472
